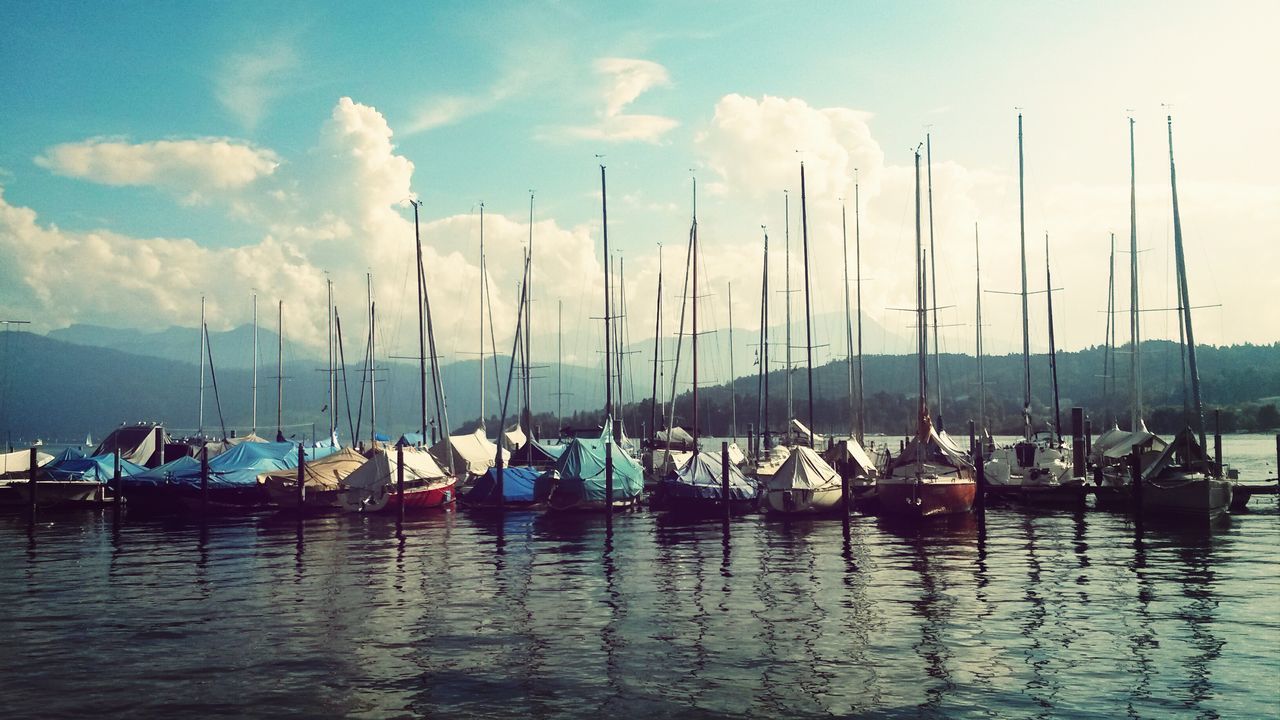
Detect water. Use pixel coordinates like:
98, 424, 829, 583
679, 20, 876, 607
2, 437, 1277, 719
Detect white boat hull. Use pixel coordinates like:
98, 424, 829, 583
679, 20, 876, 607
762, 486, 844, 515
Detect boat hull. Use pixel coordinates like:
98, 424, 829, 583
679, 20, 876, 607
0, 480, 103, 508
877, 477, 975, 519
264, 482, 343, 513
347, 478, 458, 513
761, 486, 845, 516
1140, 472, 1232, 520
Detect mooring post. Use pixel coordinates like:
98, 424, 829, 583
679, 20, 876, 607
154, 425, 165, 466
113, 448, 122, 507
28, 446, 38, 514
396, 444, 405, 524
1130, 446, 1143, 516
721, 441, 732, 522
1274, 434, 1279, 487
605, 440, 615, 521
747, 424, 755, 462
1071, 407, 1085, 478
1084, 419, 1093, 461
1213, 410, 1222, 477
968, 419, 976, 456
296, 443, 306, 511
974, 444, 986, 517
200, 443, 209, 515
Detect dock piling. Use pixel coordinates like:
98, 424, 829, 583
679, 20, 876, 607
1071, 407, 1085, 477
968, 419, 976, 456
1131, 446, 1143, 517
1213, 410, 1222, 477
1085, 419, 1092, 460
605, 441, 614, 523
113, 448, 122, 509
199, 444, 209, 515
974, 444, 986, 517
396, 443, 405, 525
28, 446, 37, 514
721, 441, 731, 522
296, 443, 305, 512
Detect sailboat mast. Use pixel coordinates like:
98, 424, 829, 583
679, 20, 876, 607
649, 246, 662, 450
557, 299, 563, 435
601, 165, 616, 441
327, 280, 335, 441
276, 300, 283, 439
1167, 115, 1205, 448
799, 163, 816, 444
251, 293, 258, 435
784, 191, 793, 425
479, 203, 486, 429
366, 273, 376, 447
914, 149, 926, 465
841, 202, 855, 439
1129, 116, 1142, 429
975, 222, 986, 432
855, 172, 865, 444
729, 281, 736, 443
691, 178, 699, 450
1017, 113, 1032, 441
760, 228, 770, 447
198, 296, 206, 438
413, 200, 428, 444
1045, 233, 1062, 441
927, 133, 943, 430
525, 192, 535, 435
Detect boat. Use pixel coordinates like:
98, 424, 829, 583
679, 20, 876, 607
761, 445, 844, 515
462, 465, 546, 509
339, 446, 456, 512
538, 429, 645, 511
260, 447, 367, 513
1138, 428, 1231, 519
0, 447, 106, 507
822, 438, 879, 506
878, 145, 976, 521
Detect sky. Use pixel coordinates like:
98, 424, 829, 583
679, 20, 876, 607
2, 0, 1278, 384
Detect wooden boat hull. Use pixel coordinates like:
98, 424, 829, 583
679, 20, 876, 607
348, 478, 457, 513
264, 482, 343, 513
1141, 472, 1232, 520
877, 477, 975, 519
0, 480, 103, 508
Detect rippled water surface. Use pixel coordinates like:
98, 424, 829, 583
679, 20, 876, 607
2, 436, 1278, 719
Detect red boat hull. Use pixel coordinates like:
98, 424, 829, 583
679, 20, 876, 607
877, 478, 975, 519
380, 478, 457, 512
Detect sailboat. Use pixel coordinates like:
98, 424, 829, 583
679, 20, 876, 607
653, 178, 759, 515
878, 147, 976, 520
982, 113, 1075, 501
1135, 116, 1232, 519
762, 163, 845, 515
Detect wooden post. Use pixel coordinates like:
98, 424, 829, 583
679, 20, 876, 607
396, 444, 405, 524
1071, 407, 1085, 477
1213, 410, 1222, 477
1084, 419, 1092, 460
968, 419, 976, 456
200, 444, 209, 515
747, 424, 754, 462
1274, 434, 1278, 487
114, 448, 122, 507
296, 443, 306, 511
154, 425, 165, 466
1130, 446, 1143, 516
974, 444, 986, 517
605, 440, 614, 520
494, 443, 505, 511
721, 441, 732, 522
28, 446, 37, 513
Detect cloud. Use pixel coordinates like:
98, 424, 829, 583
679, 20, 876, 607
559, 57, 678, 144
216, 41, 298, 130
35, 138, 280, 198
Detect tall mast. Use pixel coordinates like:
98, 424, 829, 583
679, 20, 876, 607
649, 246, 662, 450
975, 223, 986, 432
841, 201, 855, 438
327, 278, 335, 442
855, 171, 865, 444
367, 273, 376, 447
729, 281, 736, 443
799, 163, 816, 444
276, 299, 283, 441
198, 295, 206, 438
1045, 232, 1062, 441
557, 299, 563, 435
927, 133, 943, 430
601, 164, 616, 442
413, 200, 429, 444
759, 227, 770, 447
914, 148, 927, 467
251, 293, 258, 435
1017, 112, 1032, 441
478, 203, 486, 428
784, 191, 793, 425
524, 192, 535, 436
1167, 115, 1205, 448
691, 177, 699, 450
1129, 116, 1142, 430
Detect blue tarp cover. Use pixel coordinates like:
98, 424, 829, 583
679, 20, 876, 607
125, 442, 338, 489
45, 453, 146, 482
551, 436, 644, 502
660, 451, 758, 501
465, 465, 544, 503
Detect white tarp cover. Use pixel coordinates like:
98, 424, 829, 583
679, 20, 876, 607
655, 427, 694, 447
0, 449, 54, 474
258, 447, 367, 491
430, 428, 509, 476
727, 442, 747, 465
227, 433, 270, 447
767, 445, 842, 492
502, 425, 527, 451
1090, 422, 1126, 460
345, 447, 447, 493
789, 418, 824, 447
653, 448, 694, 475
825, 439, 877, 476
895, 424, 973, 471
1102, 425, 1168, 460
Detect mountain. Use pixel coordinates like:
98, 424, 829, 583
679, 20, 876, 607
47, 323, 320, 370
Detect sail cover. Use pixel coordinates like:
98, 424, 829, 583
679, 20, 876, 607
44, 453, 146, 482
661, 451, 757, 500
1102, 424, 1168, 460
790, 419, 824, 448
0, 449, 55, 475
823, 438, 878, 478
767, 445, 842, 492
465, 465, 544, 504
430, 428, 509, 476
92, 424, 164, 467
549, 436, 644, 502
258, 447, 367, 491
344, 447, 447, 492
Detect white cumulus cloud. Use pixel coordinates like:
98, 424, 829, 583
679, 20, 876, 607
35, 138, 280, 196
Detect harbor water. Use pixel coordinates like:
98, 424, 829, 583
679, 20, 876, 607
2, 435, 1277, 718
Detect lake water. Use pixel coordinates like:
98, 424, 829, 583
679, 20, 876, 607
2, 435, 1277, 718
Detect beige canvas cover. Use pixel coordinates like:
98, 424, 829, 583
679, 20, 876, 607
430, 428, 508, 477
345, 446, 448, 493
0, 449, 54, 475
258, 447, 366, 491
766, 445, 842, 492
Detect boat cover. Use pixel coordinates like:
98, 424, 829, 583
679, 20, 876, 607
766, 445, 842, 492
510, 439, 562, 468
790, 418, 824, 447
125, 441, 338, 488
343, 447, 448, 493
258, 447, 368, 491
549, 434, 644, 502
396, 432, 425, 447
892, 422, 974, 473
1090, 422, 1126, 461
126, 456, 202, 487
465, 465, 544, 504
44, 453, 146, 482
1102, 423, 1168, 460
501, 425, 528, 451
430, 428, 509, 476
0, 449, 56, 475
1142, 427, 1214, 480
823, 438, 878, 477
226, 433, 270, 446
654, 427, 695, 448
660, 451, 757, 500
92, 424, 163, 467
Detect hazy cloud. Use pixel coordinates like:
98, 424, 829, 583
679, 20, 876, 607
561, 57, 678, 143
216, 41, 298, 130
35, 138, 280, 197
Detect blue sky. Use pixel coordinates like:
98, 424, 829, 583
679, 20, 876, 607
2, 0, 1277, 368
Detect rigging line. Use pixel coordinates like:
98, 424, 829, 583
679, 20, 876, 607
666, 220, 695, 436
335, 307, 356, 446
205, 323, 228, 440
